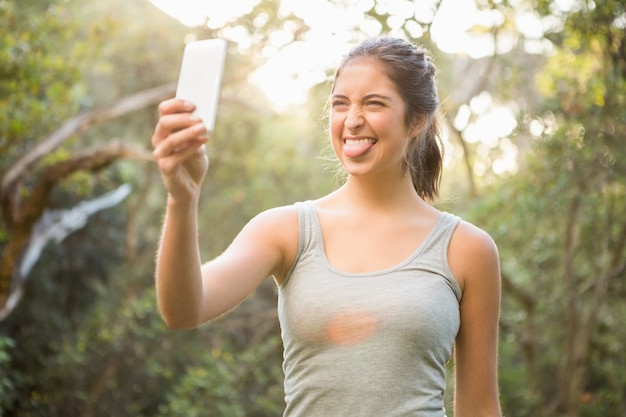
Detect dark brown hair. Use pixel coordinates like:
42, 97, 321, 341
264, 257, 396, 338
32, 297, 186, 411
332, 37, 443, 200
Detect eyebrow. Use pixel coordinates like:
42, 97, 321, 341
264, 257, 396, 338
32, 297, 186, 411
331, 93, 393, 101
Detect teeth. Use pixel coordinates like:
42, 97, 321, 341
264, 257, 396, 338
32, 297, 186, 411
345, 138, 376, 145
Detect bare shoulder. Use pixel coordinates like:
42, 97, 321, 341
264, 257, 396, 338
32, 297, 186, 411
245, 204, 300, 282
450, 220, 498, 255
250, 204, 299, 226
448, 219, 500, 292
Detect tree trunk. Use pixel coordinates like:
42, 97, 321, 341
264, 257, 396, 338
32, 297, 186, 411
550, 192, 626, 416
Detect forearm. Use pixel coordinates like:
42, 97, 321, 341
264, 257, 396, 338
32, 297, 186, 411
155, 195, 204, 329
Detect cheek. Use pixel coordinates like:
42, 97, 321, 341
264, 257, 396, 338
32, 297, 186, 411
330, 113, 344, 141
374, 114, 410, 141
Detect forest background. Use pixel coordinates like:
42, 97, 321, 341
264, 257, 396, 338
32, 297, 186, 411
0, 0, 624, 416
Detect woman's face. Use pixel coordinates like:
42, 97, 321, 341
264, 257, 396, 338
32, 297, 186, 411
330, 57, 414, 180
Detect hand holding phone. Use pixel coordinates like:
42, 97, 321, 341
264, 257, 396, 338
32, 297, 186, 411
175, 39, 227, 132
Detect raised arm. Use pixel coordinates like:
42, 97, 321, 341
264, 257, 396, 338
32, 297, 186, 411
449, 222, 503, 417
151, 98, 297, 329
152, 98, 209, 328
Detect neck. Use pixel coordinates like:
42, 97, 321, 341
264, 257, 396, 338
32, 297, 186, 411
338, 173, 426, 211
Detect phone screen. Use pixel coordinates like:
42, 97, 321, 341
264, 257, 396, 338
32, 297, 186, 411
175, 39, 227, 132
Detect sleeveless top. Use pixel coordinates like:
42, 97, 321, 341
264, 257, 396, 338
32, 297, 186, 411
277, 201, 463, 417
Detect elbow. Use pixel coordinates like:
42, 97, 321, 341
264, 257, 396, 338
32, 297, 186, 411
157, 296, 205, 329
160, 311, 202, 330
162, 318, 197, 330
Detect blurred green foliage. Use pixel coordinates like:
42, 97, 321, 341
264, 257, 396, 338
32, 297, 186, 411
467, 1, 626, 415
0, 0, 82, 171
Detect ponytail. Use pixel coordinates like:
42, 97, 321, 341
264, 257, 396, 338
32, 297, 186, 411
405, 116, 443, 200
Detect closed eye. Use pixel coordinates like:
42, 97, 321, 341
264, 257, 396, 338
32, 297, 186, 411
363, 93, 391, 108
331, 100, 349, 109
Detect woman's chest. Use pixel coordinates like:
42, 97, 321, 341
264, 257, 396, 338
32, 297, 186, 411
318, 215, 436, 274
280, 269, 460, 349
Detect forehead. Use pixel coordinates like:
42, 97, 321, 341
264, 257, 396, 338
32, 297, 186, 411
333, 57, 398, 95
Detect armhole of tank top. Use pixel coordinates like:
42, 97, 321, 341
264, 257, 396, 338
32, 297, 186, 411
279, 201, 309, 290
441, 212, 463, 303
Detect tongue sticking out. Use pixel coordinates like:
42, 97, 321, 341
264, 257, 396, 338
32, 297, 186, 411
343, 139, 376, 158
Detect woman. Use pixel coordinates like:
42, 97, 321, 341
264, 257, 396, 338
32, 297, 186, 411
151, 37, 502, 417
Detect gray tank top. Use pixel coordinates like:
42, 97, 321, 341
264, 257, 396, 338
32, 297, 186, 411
278, 201, 462, 417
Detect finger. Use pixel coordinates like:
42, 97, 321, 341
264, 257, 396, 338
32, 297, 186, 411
152, 114, 203, 147
156, 142, 208, 176
157, 98, 195, 116
171, 134, 209, 154
153, 123, 208, 159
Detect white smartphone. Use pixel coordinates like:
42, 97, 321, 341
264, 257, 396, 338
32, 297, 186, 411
175, 38, 227, 132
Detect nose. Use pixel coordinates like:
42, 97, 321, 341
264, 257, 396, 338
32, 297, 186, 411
344, 106, 363, 131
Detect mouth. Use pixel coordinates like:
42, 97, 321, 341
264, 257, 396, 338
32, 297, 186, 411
342, 137, 377, 158
344, 138, 377, 145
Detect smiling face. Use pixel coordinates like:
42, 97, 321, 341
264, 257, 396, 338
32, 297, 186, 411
330, 57, 415, 181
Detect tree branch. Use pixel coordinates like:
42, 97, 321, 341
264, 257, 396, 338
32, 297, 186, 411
0, 142, 151, 319
0, 83, 176, 213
